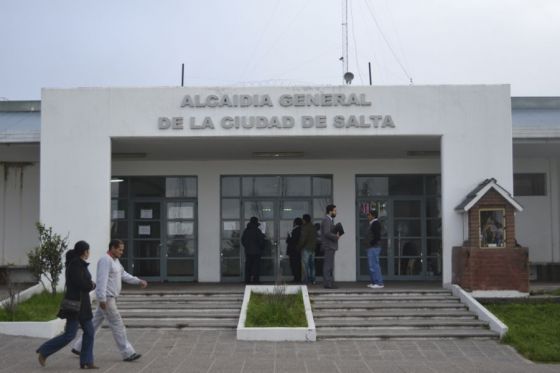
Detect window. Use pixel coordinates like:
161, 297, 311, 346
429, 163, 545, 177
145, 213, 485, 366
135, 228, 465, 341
514, 173, 546, 196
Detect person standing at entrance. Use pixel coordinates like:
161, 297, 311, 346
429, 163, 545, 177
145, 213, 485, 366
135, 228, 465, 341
71, 239, 147, 362
242, 216, 266, 284
286, 217, 303, 283
321, 204, 340, 289
367, 210, 384, 289
298, 214, 317, 285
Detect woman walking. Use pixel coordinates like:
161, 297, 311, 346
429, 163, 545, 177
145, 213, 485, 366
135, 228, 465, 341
36, 241, 98, 369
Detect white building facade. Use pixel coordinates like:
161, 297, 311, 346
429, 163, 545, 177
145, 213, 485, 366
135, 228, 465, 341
1, 86, 558, 284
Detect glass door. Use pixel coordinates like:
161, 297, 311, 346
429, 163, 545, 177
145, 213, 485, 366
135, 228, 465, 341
279, 199, 312, 281
243, 200, 277, 282
392, 199, 423, 278
220, 175, 333, 282
165, 201, 197, 281
132, 200, 163, 280
357, 198, 424, 280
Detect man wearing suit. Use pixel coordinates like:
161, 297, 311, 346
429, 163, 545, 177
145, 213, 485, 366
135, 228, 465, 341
320, 204, 340, 289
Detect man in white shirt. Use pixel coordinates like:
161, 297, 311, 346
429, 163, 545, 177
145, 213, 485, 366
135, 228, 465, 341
71, 239, 147, 362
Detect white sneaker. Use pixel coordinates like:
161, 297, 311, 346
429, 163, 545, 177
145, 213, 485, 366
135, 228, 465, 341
367, 284, 376, 288
371, 284, 384, 289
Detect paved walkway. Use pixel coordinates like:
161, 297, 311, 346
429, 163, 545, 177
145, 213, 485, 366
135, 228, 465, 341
1, 329, 558, 373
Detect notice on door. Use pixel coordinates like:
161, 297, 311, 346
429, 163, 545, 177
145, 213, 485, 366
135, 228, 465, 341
140, 209, 153, 219
138, 225, 151, 236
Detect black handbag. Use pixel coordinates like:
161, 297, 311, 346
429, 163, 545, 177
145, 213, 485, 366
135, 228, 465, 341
59, 298, 81, 312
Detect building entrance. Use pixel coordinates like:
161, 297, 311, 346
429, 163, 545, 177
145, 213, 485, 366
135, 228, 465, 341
111, 176, 198, 281
356, 175, 442, 281
220, 175, 332, 282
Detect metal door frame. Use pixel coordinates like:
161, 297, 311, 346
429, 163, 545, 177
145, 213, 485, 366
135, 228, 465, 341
356, 196, 429, 281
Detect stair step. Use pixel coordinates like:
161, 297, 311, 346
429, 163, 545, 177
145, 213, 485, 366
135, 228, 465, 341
310, 295, 458, 302
315, 319, 487, 327
309, 290, 452, 296
117, 295, 243, 301
120, 310, 240, 318
313, 309, 474, 318
113, 318, 237, 329
120, 290, 244, 296
116, 302, 241, 309
312, 302, 466, 309
317, 328, 498, 340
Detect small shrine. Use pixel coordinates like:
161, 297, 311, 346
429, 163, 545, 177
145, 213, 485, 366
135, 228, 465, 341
452, 178, 528, 293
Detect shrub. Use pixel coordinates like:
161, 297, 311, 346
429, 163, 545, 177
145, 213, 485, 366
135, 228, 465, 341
27, 223, 68, 296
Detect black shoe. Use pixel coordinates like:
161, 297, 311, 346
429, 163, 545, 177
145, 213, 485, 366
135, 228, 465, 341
324, 285, 338, 289
71, 348, 80, 356
123, 353, 142, 362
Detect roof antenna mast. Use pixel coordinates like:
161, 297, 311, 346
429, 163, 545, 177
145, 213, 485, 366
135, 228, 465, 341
341, 0, 353, 84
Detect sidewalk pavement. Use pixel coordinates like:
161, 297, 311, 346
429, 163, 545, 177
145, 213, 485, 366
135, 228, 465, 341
1, 329, 558, 373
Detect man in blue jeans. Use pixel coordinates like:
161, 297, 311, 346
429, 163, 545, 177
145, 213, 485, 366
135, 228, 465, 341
366, 209, 384, 289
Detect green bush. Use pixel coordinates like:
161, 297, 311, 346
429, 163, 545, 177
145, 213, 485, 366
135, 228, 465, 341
0, 291, 63, 322
27, 223, 68, 296
245, 290, 307, 327
487, 303, 560, 363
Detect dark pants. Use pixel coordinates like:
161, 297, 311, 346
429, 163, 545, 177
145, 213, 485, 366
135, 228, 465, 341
37, 318, 94, 366
245, 254, 261, 283
288, 253, 302, 282
323, 249, 336, 287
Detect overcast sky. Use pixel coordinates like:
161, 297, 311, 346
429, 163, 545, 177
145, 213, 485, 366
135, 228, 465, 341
1, 0, 559, 100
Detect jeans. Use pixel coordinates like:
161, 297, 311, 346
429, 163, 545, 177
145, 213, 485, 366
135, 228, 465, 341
37, 318, 94, 366
367, 246, 384, 285
302, 249, 315, 283
72, 297, 135, 359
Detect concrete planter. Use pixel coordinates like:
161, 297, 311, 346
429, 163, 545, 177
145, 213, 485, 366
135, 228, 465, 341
0, 318, 65, 338
237, 285, 316, 342
0, 283, 65, 338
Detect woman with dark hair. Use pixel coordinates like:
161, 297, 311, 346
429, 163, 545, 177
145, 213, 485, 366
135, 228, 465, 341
286, 217, 303, 283
36, 240, 98, 369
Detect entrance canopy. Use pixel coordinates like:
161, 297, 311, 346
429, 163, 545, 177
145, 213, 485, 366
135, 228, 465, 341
111, 136, 441, 161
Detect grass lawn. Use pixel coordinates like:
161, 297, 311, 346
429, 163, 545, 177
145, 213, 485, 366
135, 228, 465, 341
486, 303, 560, 363
245, 291, 307, 327
0, 291, 63, 322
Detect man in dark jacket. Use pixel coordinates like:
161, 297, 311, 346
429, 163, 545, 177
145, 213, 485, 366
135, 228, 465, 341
242, 216, 266, 284
367, 209, 384, 288
320, 204, 340, 289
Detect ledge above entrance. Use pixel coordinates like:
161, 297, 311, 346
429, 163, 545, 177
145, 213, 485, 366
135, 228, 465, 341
111, 136, 441, 161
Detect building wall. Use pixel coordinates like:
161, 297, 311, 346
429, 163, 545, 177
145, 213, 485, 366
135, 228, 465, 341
41, 85, 513, 284
0, 162, 40, 266
514, 157, 560, 263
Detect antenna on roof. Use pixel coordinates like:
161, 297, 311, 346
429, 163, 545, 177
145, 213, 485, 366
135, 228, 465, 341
341, 0, 353, 84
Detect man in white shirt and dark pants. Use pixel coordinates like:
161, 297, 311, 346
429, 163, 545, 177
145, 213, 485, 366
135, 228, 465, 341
71, 239, 147, 362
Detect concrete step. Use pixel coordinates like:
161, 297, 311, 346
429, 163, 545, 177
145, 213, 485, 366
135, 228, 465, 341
311, 302, 466, 310
116, 302, 241, 310
310, 295, 459, 302
315, 319, 488, 328
313, 308, 475, 318
317, 328, 498, 340
120, 290, 244, 296
117, 294, 243, 301
109, 318, 238, 329
309, 289, 452, 296
119, 309, 240, 318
